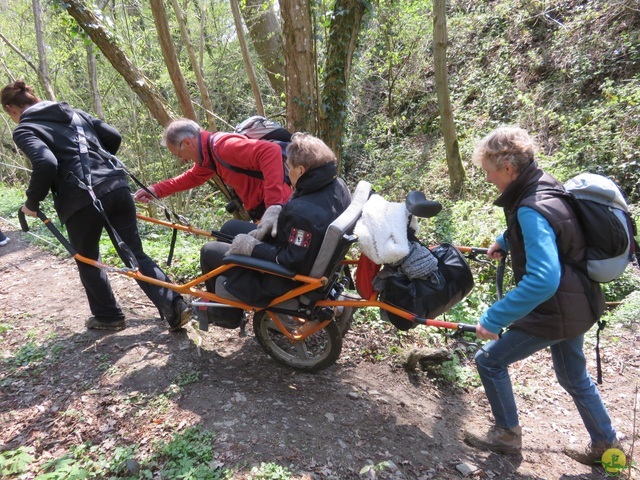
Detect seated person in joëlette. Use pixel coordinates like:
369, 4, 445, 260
199, 132, 351, 311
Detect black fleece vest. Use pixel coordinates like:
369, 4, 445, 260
495, 163, 604, 339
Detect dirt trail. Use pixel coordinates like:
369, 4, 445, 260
1, 222, 638, 479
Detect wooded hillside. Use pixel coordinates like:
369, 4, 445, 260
1, 2, 639, 478
1, 0, 638, 220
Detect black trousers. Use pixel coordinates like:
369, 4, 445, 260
64, 187, 179, 320
199, 219, 256, 292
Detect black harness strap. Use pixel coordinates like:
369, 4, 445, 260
208, 133, 291, 186
70, 113, 139, 270
81, 130, 189, 266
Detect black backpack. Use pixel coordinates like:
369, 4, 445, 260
378, 243, 475, 331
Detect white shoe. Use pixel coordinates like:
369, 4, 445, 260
0, 237, 9, 246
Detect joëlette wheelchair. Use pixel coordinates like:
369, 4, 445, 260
20, 181, 483, 372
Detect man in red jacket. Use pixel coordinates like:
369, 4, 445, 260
134, 118, 293, 220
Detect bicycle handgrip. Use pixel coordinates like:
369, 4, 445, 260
457, 323, 478, 333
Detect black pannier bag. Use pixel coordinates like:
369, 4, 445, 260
378, 243, 474, 331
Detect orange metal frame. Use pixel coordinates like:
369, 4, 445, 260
66, 214, 478, 339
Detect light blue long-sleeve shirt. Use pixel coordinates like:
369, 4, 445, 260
479, 206, 562, 334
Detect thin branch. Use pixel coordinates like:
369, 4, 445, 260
0, 31, 39, 73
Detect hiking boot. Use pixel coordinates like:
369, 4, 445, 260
167, 297, 192, 331
464, 425, 522, 455
86, 316, 126, 331
564, 440, 623, 466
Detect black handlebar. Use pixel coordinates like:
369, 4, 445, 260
18, 208, 77, 256
457, 323, 478, 333
18, 208, 29, 232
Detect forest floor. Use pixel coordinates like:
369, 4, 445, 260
1, 221, 639, 480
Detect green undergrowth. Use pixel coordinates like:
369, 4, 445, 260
0, 424, 295, 479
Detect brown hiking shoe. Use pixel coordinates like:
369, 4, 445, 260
564, 440, 623, 466
464, 425, 522, 455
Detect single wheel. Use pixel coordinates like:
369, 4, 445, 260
253, 311, 343, 372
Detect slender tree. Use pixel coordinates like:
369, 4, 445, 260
230, 0, 264, 116
85, 0, 109, 119
86, 43, 104, 118
32, 0, 55, 100
150, 0, 197, 121
433, 0, 465, 194
170, 0, 217, 129
240, 0, 286, 98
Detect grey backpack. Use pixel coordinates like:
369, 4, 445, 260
563, 173, 638, 283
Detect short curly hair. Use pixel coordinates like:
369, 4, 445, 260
472, 126, 536, 173
286, 132, 336, 170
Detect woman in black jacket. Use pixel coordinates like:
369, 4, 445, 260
1, 80, 190, 331
199, 132, 351, 311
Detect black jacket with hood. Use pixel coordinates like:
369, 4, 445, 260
13, 101, 127, 223
224, 162, 351, 306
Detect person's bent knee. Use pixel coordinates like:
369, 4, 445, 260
473, 346, 504, 375
221, 219, 256, 237
200, 242, 228, 272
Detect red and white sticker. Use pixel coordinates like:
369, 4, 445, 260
289, 228, 312, 248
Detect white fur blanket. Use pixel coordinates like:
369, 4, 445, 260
354, 194, 418, 265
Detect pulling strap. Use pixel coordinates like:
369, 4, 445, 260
70, 113, 139, 269
93, 147, 182, 266
76, 123, 191, 266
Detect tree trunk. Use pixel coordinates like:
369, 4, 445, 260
240, 0, 286, 98
32, 0, 56, 101
229, 0, 264, 116
86, 43, 104, 118
433, 0, 465, 195
150, 0, 197, 121
319, 0, 367, 168
61, 0, 174, 126
85, 0, 111, 118
170, 0, 217, 130
279, 0, 317, 133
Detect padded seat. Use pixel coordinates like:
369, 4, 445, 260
308, 180, 372, 278
216, 180, 372, 308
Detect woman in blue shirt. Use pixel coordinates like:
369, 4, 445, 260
464, 127, 620, 466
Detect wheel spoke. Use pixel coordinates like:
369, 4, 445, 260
253, 311, 342, 372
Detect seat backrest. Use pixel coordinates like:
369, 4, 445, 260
308, 180, 372, 278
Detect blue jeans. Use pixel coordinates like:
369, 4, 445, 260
474, 328, 617, 444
